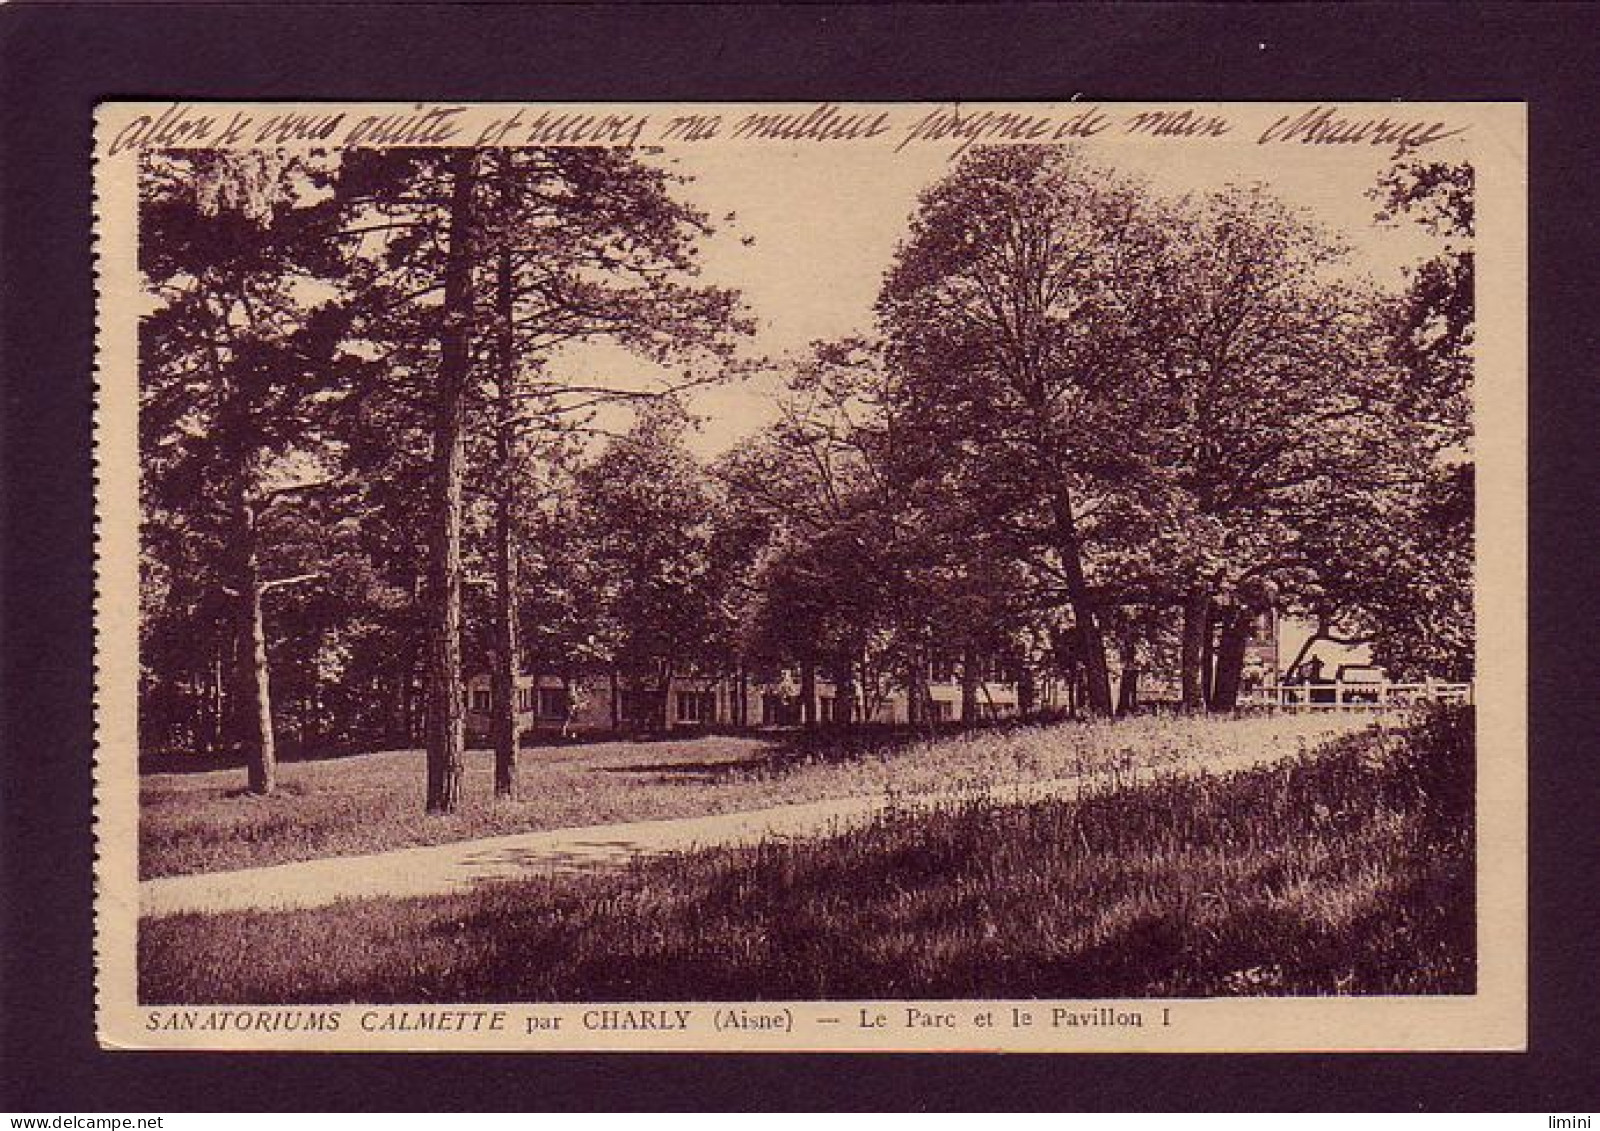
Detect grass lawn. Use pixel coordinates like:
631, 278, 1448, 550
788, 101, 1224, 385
140, 706, 1473, 1002
140, 712, 1362, 879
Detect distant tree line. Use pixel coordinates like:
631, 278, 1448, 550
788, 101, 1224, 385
138, 145, 1473, 811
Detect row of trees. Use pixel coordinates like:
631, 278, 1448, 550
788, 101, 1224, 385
716, 149, 1472, 730
139, 144, 1473, 813
140, 148, 746, 809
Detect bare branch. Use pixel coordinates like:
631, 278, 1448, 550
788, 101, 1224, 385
259, 572, 320, 595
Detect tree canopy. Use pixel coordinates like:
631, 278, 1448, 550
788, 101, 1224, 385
138, 143, 1476, 804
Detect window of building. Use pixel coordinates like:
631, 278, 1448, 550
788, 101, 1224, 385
929, 655, 957, 684
676, 689, 716, 723
471, 689, 491, 713
517, 686, 534, 713
538, 687, 570, 719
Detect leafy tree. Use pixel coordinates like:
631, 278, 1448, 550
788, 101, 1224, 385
720, 340, 955, 727
1372, 160, 1474, 448
879, 147, 1173, 716
1146, 185, 1397, 709
1302, 160, 1476, 680
330, 147, 744, 808
471, 148, 745, 792
139, 151, 355, 792
572, 403, 724, 732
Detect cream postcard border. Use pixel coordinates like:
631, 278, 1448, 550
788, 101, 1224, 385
92, 101, 1527, 1052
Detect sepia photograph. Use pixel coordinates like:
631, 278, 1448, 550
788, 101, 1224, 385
89, 101, 1526, 1052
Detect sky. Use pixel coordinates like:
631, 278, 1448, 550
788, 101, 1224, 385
553, 130, 1468, 460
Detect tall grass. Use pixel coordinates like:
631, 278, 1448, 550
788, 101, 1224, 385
141, 707, 1473, 1002
140, 712, 1360, 878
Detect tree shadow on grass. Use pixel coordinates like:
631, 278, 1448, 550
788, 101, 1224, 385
602, 714, 1082, 781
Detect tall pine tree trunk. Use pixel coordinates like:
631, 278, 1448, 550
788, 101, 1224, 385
799, 658, 817, 728
1051, 489, 1114, 716
218, 376, 276, 789
1180, 588, 1211, 712
1117, 633, 1141, 716
238, 500, 277, 795
424, 151, 477, 815
490, 240, 520, 799
907, 644, 937, 730
657, 662, 675, 733
834, 649, 856, 727
1209, 607, 1252, 712
1017, 661, 1036, 720
960, 643, 981, 724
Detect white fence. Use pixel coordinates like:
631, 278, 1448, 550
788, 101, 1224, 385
1243, 680, 1474, 712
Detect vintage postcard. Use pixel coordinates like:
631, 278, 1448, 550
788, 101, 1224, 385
93, 100, 1526, 1052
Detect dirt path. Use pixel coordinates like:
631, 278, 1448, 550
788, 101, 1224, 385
141, 743, 1311, 918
